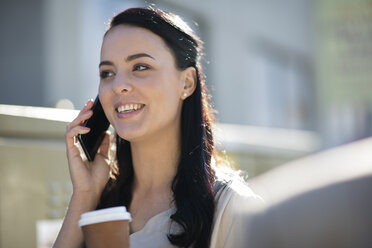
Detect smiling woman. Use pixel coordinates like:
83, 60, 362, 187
54, 7, 263, 248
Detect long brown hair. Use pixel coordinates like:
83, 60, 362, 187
97, 7, 218, 247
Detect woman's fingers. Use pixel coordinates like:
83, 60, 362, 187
66, 125, 90, 139
65, 100, 95, 147
65, 126, 90, 158
65, 102, 94, 160
80, 99, 94, 114
65, 99, 94, 132
66, 110, 93, 132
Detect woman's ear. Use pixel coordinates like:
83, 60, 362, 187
181, 67, 197, 100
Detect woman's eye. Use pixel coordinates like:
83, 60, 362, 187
133, 64, 150, 71
100, 71, 115, 79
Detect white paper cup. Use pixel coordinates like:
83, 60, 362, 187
79, 206, 131, 248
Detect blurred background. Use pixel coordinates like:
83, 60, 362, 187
1, 0, 372, 247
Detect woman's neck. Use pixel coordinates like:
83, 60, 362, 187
130, 127, 181, 194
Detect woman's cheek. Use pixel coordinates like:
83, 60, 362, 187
99, 82, 111, 98
98, 85, 112, 116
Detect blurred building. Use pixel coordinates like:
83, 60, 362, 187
1, 0, 371, 148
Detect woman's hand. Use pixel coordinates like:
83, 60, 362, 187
65, 99, 111, 202
54, 99, 112, 248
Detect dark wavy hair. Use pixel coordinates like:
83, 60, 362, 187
97, 7, 217, 247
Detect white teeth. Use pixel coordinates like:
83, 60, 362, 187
117, 104, 143, 113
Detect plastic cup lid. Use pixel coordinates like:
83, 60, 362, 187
79, 206, 132, 227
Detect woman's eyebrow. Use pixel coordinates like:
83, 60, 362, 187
125, 53, 155, 62
99, 61, 113, 68
99, 53, 155, 68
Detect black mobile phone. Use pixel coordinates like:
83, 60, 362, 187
77, 96, 110, 161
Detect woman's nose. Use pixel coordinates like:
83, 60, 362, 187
112, 71, 133, 94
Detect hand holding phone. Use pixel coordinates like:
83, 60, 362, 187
77, 96, 110, 161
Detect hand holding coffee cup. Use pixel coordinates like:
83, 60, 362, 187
79, 206, 132, 248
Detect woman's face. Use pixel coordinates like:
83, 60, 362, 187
99, 25, 186, 142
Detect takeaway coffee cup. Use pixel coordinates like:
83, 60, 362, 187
79, 206, 132, 248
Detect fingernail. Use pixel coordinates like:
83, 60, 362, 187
85, 99, 94, 106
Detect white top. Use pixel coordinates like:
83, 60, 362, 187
129, 177, 264, 248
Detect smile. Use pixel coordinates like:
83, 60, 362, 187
116, 103, 145, 113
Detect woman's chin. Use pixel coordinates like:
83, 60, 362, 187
115, 129, 144, 142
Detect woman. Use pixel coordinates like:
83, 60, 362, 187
54, 7, 263, 248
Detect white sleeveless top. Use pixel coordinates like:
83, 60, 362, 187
129, 179, 264, 248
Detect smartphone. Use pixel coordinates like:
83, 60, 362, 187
77, 96, 110, 161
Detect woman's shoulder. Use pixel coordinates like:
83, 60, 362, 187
210, 166, 265, 247
214, 165, 264, 208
